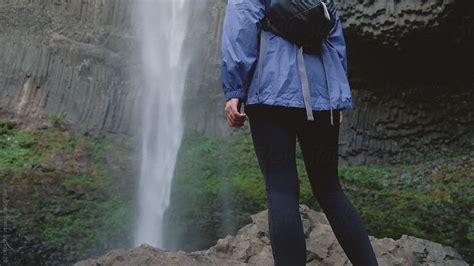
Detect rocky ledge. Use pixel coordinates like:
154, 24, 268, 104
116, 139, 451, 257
75, 205, 468, 266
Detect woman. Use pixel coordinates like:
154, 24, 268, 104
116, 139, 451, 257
221, 0, 378, 265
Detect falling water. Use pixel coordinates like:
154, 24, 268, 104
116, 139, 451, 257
133, 0, 190, 247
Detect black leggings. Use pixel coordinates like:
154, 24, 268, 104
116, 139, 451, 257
245, 104, 378, 266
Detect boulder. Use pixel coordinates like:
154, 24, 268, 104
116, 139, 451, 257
74, 205, 468, 266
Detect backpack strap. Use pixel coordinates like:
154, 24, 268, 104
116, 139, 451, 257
297, 47, 315, 121
256, 0, 269, 92
257, 30, 266, 93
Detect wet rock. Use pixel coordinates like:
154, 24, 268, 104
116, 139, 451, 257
50, 203, 81, 216
36, 123, 51, 130
37, 163, 55, 173
74, 205, 468, 266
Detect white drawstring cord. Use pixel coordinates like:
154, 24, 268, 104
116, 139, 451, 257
330, 108, 334, 126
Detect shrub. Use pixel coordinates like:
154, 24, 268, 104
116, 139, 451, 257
49, 113, 62, 128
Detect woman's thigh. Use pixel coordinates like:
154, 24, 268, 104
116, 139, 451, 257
296, 109, 342, 194
245, 104, 299, 191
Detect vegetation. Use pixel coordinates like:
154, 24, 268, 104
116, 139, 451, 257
2, 119, 472, 263
0, 120, 134, 262
48, 113, 62, 128
164, 129, 473, 263
0, 121, 40, 172
340, 163, 473, 261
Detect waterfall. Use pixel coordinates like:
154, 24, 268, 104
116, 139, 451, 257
133, 0, 190, 247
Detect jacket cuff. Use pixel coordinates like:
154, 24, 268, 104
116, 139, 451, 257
224, 90, 247, 102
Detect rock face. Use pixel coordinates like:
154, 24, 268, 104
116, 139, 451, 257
75, 205, 468, 266
0, 0, 139, 135
338, 0, 457, 46
334, 0, 473, 163
0, 0, 472, 162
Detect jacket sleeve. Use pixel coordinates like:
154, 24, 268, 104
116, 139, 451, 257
327, 14, 348, 76
220, 0, 264, 102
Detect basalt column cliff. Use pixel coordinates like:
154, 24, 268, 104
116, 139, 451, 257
0, 0, 472, 163
0, 0, 137, 135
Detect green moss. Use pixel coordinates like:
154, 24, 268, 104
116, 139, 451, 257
340, 160, 473, 262
48, 113, 62, 128
2, 119, 134, 262
40, 196, 133, 259
63, 173, 104, 186
0, 128, 41, 172
0, 120, 16, 135
87, 137, 113, 165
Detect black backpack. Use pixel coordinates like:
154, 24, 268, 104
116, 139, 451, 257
259, 0, 337, 55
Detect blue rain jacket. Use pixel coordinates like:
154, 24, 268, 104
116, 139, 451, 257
221, 0, 353, 111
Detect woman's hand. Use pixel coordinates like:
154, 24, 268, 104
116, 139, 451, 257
224, 98, 247, 128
